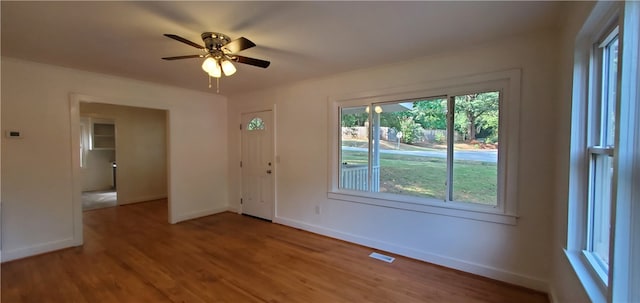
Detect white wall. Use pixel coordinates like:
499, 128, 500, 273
1, 57, 228, 262
80, 103, 168, 204
227, 30, 560, 291
81, 148, 115, 191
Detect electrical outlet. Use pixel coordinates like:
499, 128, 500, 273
315, 205, 321, 215
5, 130, 23, 139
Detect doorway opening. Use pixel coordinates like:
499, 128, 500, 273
79, 115, 117, 211
77, 102, 168, 213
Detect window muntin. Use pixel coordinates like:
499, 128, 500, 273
338, 91, 500, 207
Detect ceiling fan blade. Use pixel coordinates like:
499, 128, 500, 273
232, 55, 270, 68
162, 55, 203, 60
164, 34, 205, 49
224, 37, 256, 54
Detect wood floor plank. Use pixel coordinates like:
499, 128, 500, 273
1, 200, 548, 303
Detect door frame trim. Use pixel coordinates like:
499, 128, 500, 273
239, 107, 276, 221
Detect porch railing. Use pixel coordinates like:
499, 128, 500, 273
340, 164, 380, 192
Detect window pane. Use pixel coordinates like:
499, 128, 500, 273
248, 117, 265, 130
340, 106, 370, 191
376, 98, 447, 200
452, 92, 499, 205
589, 153, 613, 267
585, 33, 618, 273
603, 37, 618, 146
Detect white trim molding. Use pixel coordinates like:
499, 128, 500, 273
565, 1, 640, 302
1, 238, 76, 263
611, 1, 640, 301
69, 94, 84, 248
118, 195, 168, 205
172, 206, 232, 224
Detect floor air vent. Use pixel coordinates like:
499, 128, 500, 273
369, 252, 395, 263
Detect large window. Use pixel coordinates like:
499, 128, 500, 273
329, 70, 520, 224
340, 93, 499, 205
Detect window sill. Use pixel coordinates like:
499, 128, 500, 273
327, 191, 517, 225
564, 249, 607, 303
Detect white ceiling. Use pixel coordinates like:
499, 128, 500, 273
1, 1, 562, 96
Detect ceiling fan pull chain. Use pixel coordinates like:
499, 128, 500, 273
207, 74, 220, 93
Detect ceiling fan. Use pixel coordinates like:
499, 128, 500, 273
162, 32, 270, 91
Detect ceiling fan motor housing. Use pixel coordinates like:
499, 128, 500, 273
201, 32, 231, 53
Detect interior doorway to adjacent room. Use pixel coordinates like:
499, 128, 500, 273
78, 102, 168, 212
79, 116, 117, 211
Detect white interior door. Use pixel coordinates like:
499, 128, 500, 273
241, 110, 274, 220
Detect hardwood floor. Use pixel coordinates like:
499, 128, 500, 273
1, 200, 548, 303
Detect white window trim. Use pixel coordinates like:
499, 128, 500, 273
566, 1, 618, 298
610, 1, 640, 301
564, 1, 640, 302
327, 69, 521, 225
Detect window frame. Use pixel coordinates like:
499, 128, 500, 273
327, 69, 521, 225
564, 2, 639, 302
611, 2, 640, 301
583, 24, 619, 285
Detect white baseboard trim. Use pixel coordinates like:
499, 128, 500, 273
274, 216, 549, 293
172, 206, 230, 223
1, 237, 77, 263
119, 194, 167, 205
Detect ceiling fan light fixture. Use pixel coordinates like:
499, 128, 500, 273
208, 66, 222, 78
202, 57, 216, 72
221, 59, 236, 76
202, 57, 222, 78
